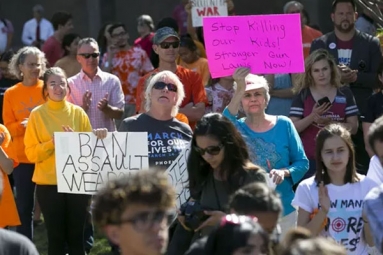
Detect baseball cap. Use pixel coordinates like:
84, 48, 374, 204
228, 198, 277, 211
245, 74, 269, 92
153, 27, 179, 45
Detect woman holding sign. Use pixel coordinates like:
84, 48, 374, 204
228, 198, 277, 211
24, 67, 107, 255
223, 67, 309, 239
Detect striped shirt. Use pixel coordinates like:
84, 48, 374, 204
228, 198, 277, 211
67, 68, 124, 131
289, 87, 359, 159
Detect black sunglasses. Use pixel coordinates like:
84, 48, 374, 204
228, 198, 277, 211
119, 210, 176, 232
78, 53, 100, 59
194, 144, 224, 156
159, 41, 180, 49
153, 82, 178, 92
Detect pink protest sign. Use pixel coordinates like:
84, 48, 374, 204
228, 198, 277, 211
203, 14, 304, 78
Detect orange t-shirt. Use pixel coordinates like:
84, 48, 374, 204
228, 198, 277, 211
3, 80, 45, 163
0, 124, 20, 228
135, 66, 207, 126
179, 57, 210, 86
302, 25, 322, 59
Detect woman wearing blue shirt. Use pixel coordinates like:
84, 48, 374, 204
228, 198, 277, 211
223, 67, 309, 238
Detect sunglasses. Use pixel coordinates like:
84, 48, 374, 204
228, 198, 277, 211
119, 210, 176, 232
78, 53, 100, 59
153, 82, 178, 92
159, 41, 180, 49
194, 144, 224, 156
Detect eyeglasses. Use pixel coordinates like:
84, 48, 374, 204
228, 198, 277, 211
78, 53, 100, 59
159, 41, 180, 49
153, 82, 178, 92
194, 144, 224, 156
120, 210, 176, 232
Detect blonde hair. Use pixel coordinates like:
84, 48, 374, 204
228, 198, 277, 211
144, 71, 185, 117
294, 49, 341, 94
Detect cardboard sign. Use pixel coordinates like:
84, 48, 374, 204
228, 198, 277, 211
191, 0, 228, 27
55, 132, 149, 194
165, 147, 190, 209
203, 14, 304, 78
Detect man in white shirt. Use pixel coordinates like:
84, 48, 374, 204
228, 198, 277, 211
21, 4, 54, 49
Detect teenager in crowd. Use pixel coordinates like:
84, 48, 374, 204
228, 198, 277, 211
223, 67, 309, 237
119, 70, 192, 169
292, 123, 376, 254
168, 113, 268, 255
93, 170, 177, 255
24, 67, 107, 255
4, 46, 46, 240
290, 49, 358, 179
54, 33, 81, 77
205, 76, 236, 114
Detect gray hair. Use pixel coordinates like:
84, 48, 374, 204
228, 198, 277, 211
245, 74, 271, 104
77, 37, 99, 50
283, 1, 304, 13
9, 46, 47, 80
144, 71, 185, 117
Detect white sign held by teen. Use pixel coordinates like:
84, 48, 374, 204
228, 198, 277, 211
166, 147, 190, 208
191, 0, 228, 27
55, 132, 149, 194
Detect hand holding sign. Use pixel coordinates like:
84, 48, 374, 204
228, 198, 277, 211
203, 14, 304, 78
232, 67, 250, 92
191, 0, 228, 27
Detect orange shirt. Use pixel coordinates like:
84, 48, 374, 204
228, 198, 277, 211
103, 47, 154, 105
135, 66, 207, 127
302, 25, 322, 59
179, 57, 210, 86
3, 80, 45, 163
0, 124, 20, 228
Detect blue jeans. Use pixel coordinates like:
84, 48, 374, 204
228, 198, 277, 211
13, 163, 35, 240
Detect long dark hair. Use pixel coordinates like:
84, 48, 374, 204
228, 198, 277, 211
314, 124, 359, 185
188, 113, 259, 197
203, 214, 269, 255
62, 33, 80, 56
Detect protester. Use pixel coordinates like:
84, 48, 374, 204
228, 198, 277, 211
364, 183, 383, 254
3, 46, 46, 240
172, 0, 188, 35
135, 27, 207, 128
290, 49, 358, 179
93, 170, 177, 255
168, 113, 267, 254
205, 76, 236, 114
202, 214, 269, 255
292, 123, 376, 254
24, 67, 107, 255
310, 0, 382, 173
119, 70, 192, 168
186, 182, 283, 255
102, 23, 153, 128
223, 67, 309, 238
68, 37, 124, 131
367, 115, 383, 183
0, 16, 13, 54
265, 73, 295, 117
179, 35, 210, 86
0, 123, 19, 228
54, 33, 81, 77
42, 11, 73, 66
134, 14, 155, 58
0, 171, 39, 255
96, 22, 113, 62
21, 4, 54, 49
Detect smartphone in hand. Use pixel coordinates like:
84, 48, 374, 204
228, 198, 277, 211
317, 97, 331, 106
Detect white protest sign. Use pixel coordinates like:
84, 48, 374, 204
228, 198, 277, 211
55, 132, 149, 194
191, 0, 228, 27
165, 147, 190, 209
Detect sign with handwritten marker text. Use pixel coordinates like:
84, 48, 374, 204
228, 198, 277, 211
191, 0, 228, 27
55, 132, 149, 194
203, 14, 304, 78
165, 147, 190, 209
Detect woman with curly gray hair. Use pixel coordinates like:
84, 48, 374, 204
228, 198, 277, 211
3, 46, 46, 240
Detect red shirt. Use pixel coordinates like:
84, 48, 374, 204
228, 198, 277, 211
42, 36, 64, 67
134, 33, 154, 59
